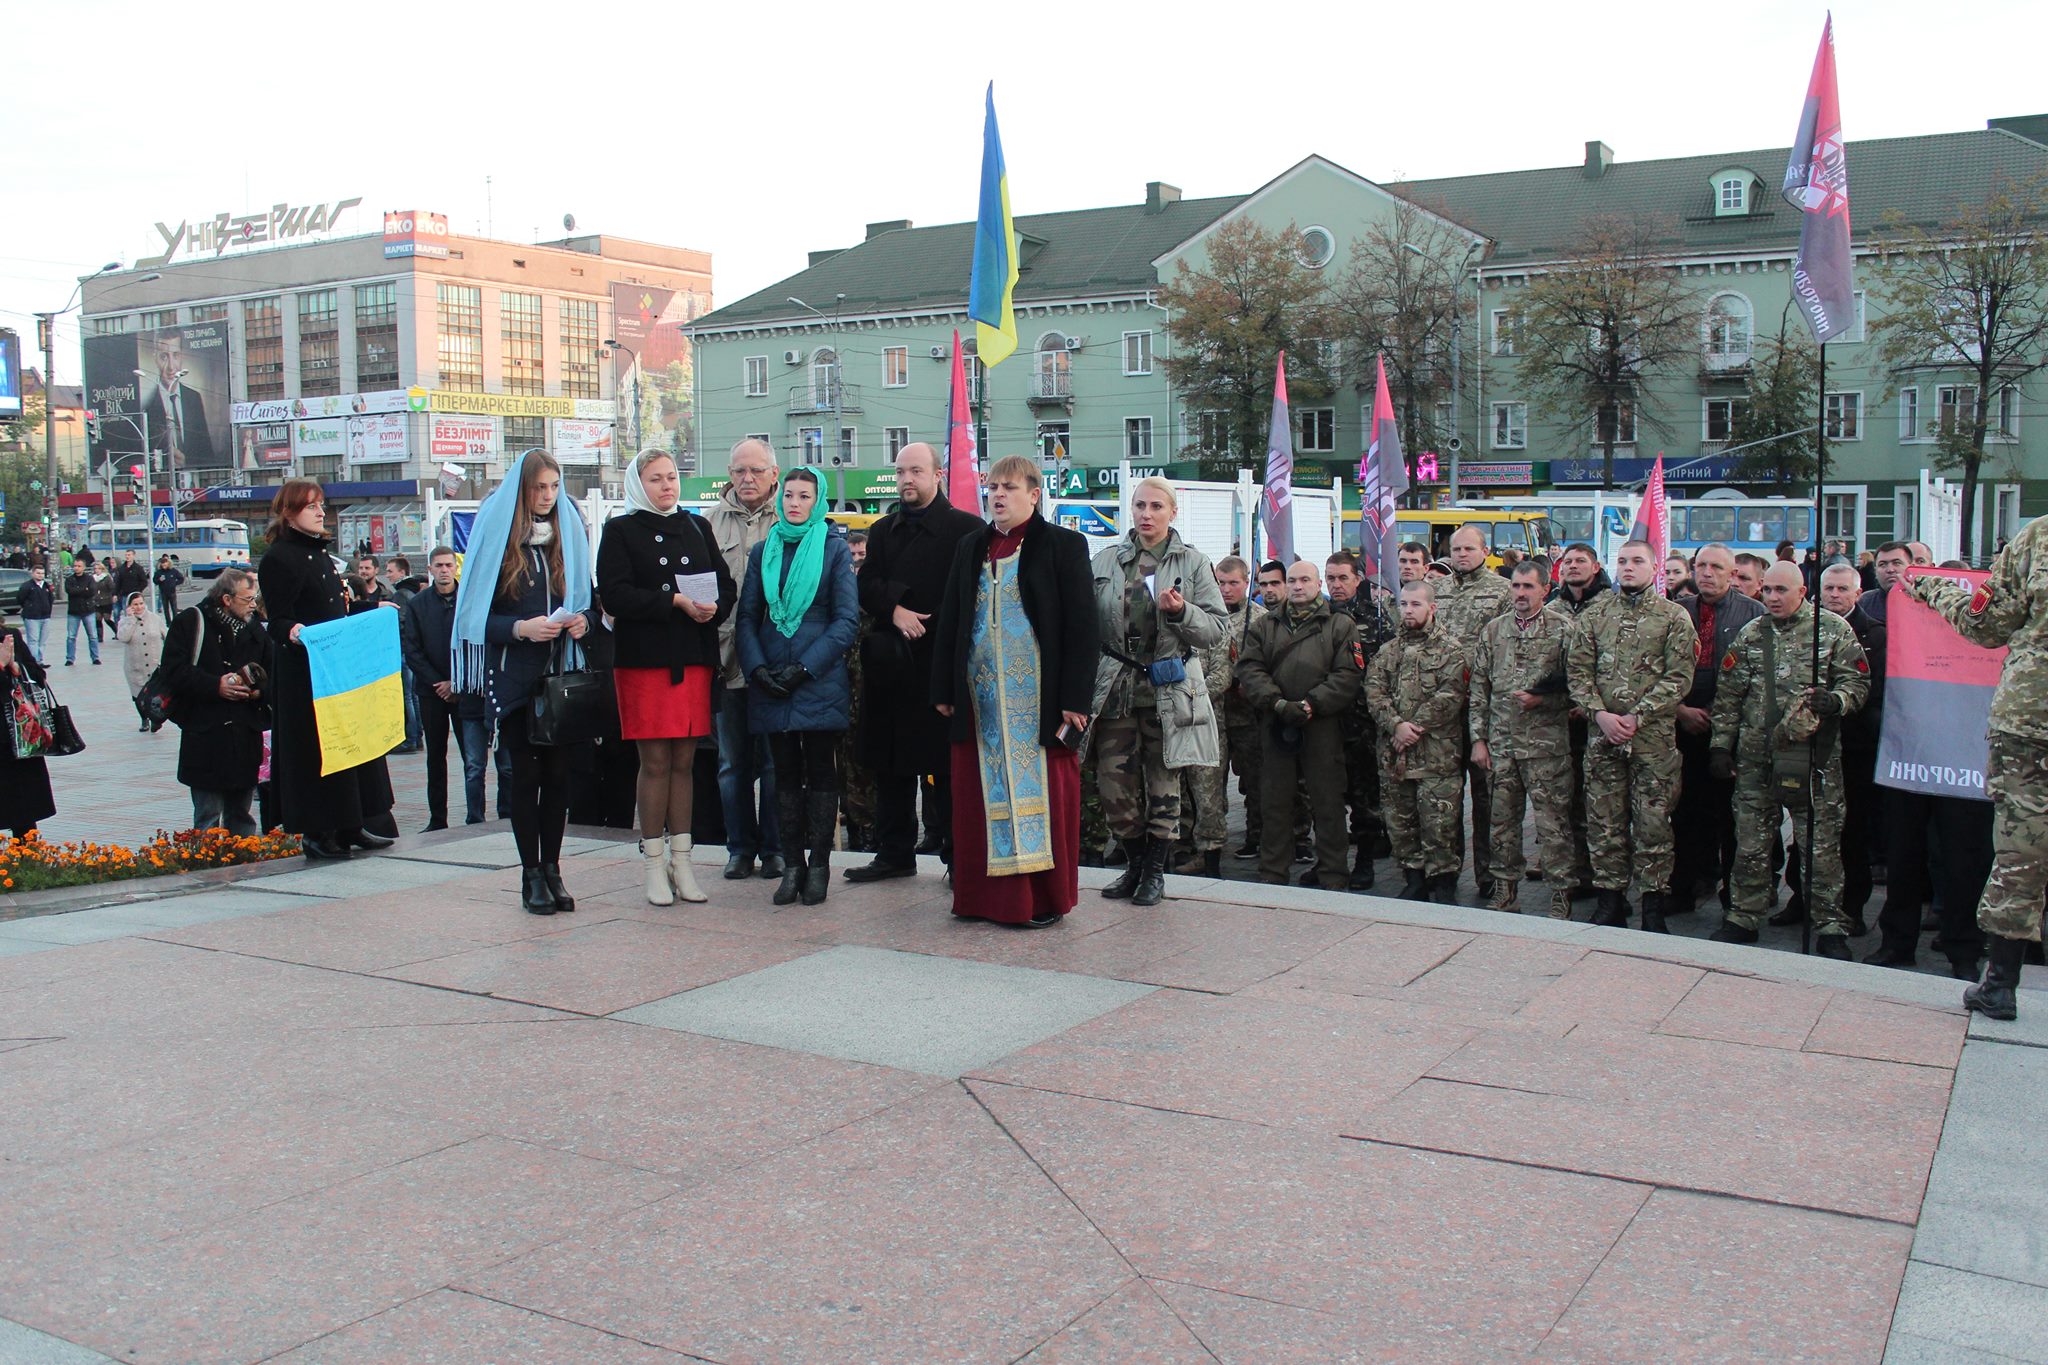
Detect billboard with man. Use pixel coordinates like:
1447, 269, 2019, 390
83, 322, 232, 475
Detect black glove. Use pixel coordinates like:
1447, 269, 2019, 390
1708, 749, 1736, 782
770, 663, 810, 693
1807, 688, 1843, 717
1278, 700, 1310, 726
750, 666, 792, 699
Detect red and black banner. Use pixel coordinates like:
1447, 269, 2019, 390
1781, 15, 1857, 344
1876, 568, 2006, 801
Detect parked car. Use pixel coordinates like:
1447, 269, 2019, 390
0, 567, 29, 622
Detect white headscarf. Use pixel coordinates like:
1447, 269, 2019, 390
624, 448, 681, 517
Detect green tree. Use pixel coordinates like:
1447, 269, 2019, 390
1159, 216, 1332, 480
1728, 304, 1821, 489
1869, 173, 2048, 556
0, 389, 50, 542
1509, 214, 1701, 488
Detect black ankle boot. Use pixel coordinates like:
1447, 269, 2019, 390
1964, 936, 2024, 1020
541, 862, 574, 913
803, 790, 837, 905
520, 867, 556, 915
1426, 873, 1460, 905
1638, 891, 1668, 934
1101, 839, 1145, 899
1131, 836, 1167, 907
773, 853, 806, 906
1592, 889, 1630, 927
1399, 868, 1427, 901
773, 785, 808, 906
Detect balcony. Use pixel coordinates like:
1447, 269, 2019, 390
1700, 349, 1752, 379
1027, 371, 1073, 408
787, 383, 863, 415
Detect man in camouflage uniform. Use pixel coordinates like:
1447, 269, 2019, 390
1235, 558, 1362, 890
1327, 550, 1394, 889
1367, 580, 1472, 904
1549, 542, 1613, 897
1216, 557, 1271, 861
1707, 562, 1869, 958
1470, 561, 1575, 917
1908, 517, 2048, 1019
1566, 539, 1698, 932
1433, 526, 1515, 898
1176, 558, 1247, 878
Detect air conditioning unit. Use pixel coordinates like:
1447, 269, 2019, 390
928, 344, 949, 360
783, 349, 804, 365
1063, 335, 1084, 351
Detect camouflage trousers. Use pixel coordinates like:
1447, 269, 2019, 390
1488, 751, 1576, 885
1179, 757, 1229, 852
1096, 708, 1180, 842
1384, 764, 1464, 879
1582, 736, 1680, 893
837, 734, 877, 837
1982, 733, 2048, 943
1729, 758, 1847, 936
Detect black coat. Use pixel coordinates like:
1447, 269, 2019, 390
1844, 606, 1887, 753
164, 603, 274, 791
483, 544, 601, 720
856, 495, 983, 773
112, 562, 150, 600
19, 580, 54, 621
0, 627, 55, 833
258, 526, 394, 834
595, 509, 734, 680
930, 516, 1099, 751
400, 584, 485, 720
63, 571, 95, 616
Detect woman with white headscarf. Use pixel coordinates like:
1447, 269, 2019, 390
596, 448, 735, 905
452, 449, 598, 915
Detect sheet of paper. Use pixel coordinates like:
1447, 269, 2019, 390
546, 605, 581, 624
673, 572, 719, 604
1144, 573, 1157, 597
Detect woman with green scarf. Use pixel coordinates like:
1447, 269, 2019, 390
736, 467, 860, 906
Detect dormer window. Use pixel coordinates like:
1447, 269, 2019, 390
1709, 166, 1760, 218
1719, 178, 1747, 212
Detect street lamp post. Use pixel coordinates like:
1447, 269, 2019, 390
37, 262, 121, 537
603, 338, 640, 456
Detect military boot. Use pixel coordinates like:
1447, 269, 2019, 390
1549, 889, 1574, 921
1101, 839, 1146, 899
1399, 867, 1428, 902
1131, 837, 1168, 907
1426, 873, 1460, 905
1487, 879, 1519, 912
1638, 892, 1669, 934
1591, 889, 1630, 927
1348, 844, 1376, 892
1963, 936, 2024, 1021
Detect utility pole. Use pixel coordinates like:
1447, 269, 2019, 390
37, 313, 57, 537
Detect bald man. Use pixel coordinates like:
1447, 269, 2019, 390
1433, 526, 1515, 897
1708, 561, 1869, 956
1670, 543, 1764, 916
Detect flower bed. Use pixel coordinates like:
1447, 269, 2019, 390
0, 828, 302, 894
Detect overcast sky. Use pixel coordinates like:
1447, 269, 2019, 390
4, 0, 2043, 373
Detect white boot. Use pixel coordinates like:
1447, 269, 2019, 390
640, 836, 674, 906
670, 835, 707, 903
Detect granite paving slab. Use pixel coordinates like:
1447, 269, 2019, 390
614, 944, 1155, 1077
1514, 951, 1707, 1031
0, 1315, 118, 1364
1888, 1261, 2048, 1363
380, 830, 616, 868
459, 1086, 1134, 1364
265, 1288, 694, 1363
1908, 1040, 2048, 1291
1017, 1279, 1215, 1363
231, 853, 487, 899
1016, 899, 1368, 994
146, 899, 587, 975
1805, 991, 1969, 1069
1655, 971, 1833, 1050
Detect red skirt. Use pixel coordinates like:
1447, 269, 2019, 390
614, 665, 714, 740
948, 738, 1081, 924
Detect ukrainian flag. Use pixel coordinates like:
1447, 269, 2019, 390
300, 609, 405, 775
968, 82, 1019, 368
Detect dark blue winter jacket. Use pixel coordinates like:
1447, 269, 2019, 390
736, 529, 858, 733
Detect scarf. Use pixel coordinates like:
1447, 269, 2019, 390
451, 450, 592, 693
622, 448, 679, 517
762, 467, 829, 639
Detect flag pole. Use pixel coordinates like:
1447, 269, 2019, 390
1803, 339, 1826, 957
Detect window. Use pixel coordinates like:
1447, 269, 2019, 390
809, 348, 841, 408
1034, 331, 1071, 400
1490, 309, 1519, 356
1822, 492, 1860, 545
188, 302, 227, 323
560, 298, 599, 399
1122, 330, 1152, 375
1195, 410, 1229, 454
885, 427, 910, 459
1296, 408, 1335, 452
296, 289, 340, 397
1036, 421, 1069, 466
1704, 293, 1753, 367
797, 427, 824, 463
436, 285, 483, 393
1432, 400, 1454, 446
1703, 396, 1748, 443
838, 426, 857, 465
1937, 384, 1978, 436
1823, 391, 1863, 441
504, 415, 546, 453
90, 315, 129, 336
1840, 290, 1867, 344
1125, 416, 1153, 461
1312, 339, 1341, 377
1491, 402, 1527, 450
962, 340, 983, 404
1719, 177, 1748, 214
743, 355, 768, 397
243, 297, 284, 401
1893, 488, 1918, 543
1995, 386, 2020, 439
1994, 486, 2021, 547
1294, 225, 1336, 270
354, 284, 398, 391
1595, 399, 1637, 446
1898, 386, 1922, 442
138, 309, 177, 331
501, 291, 543, 396
882, 345, 908, 388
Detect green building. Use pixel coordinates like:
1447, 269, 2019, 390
687, 120, 2048, 557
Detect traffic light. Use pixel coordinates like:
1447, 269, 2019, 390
85, 411, 102, 443
128, 463, 148, 489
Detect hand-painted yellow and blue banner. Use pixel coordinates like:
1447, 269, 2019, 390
300, 609, 404, 775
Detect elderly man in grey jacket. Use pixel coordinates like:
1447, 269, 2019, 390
708, 437, 786, 880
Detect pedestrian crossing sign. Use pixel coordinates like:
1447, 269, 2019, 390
152, 505, 177, 534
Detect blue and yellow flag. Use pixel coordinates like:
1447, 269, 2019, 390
968, 82, 1019, 368
300, 609, 405, 775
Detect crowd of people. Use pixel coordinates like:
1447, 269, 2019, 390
3, 440, 2043, 1022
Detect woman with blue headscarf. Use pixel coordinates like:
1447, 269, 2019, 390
736, 467, 858, 906
453, 450, 597, 915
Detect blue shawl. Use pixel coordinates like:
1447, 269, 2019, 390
451, 450, 593, 693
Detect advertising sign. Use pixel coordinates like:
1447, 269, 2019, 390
382, 210, 450, 260
347, 413, 410, 465
430, 413, 498, 463
138, 198, 361, 269
83, 321, 233, 473
427, 391, 615, 421
293, 418, 347, 460
0, 329, 21, 420
609, 282, 700, 373
553, 419, 615, 466
237, 423, 293, 469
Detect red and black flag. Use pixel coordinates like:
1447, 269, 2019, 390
1782, 14, 1856, 343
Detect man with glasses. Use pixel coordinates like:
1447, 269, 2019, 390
709, 438, 786, 880
162, 569, 274, 835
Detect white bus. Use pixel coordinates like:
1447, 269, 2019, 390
81, 518, 253, 576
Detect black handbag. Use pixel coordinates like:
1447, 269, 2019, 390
529, 669, 614, 746
48, 702, 85, 757
138, 608, 205, 732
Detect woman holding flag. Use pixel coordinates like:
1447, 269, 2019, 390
454, 450, 597, 916
260, 479, 398, 861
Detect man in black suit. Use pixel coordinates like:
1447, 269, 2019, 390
143, 330, 218, 470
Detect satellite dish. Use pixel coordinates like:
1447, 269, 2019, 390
562, 213, 577, 232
